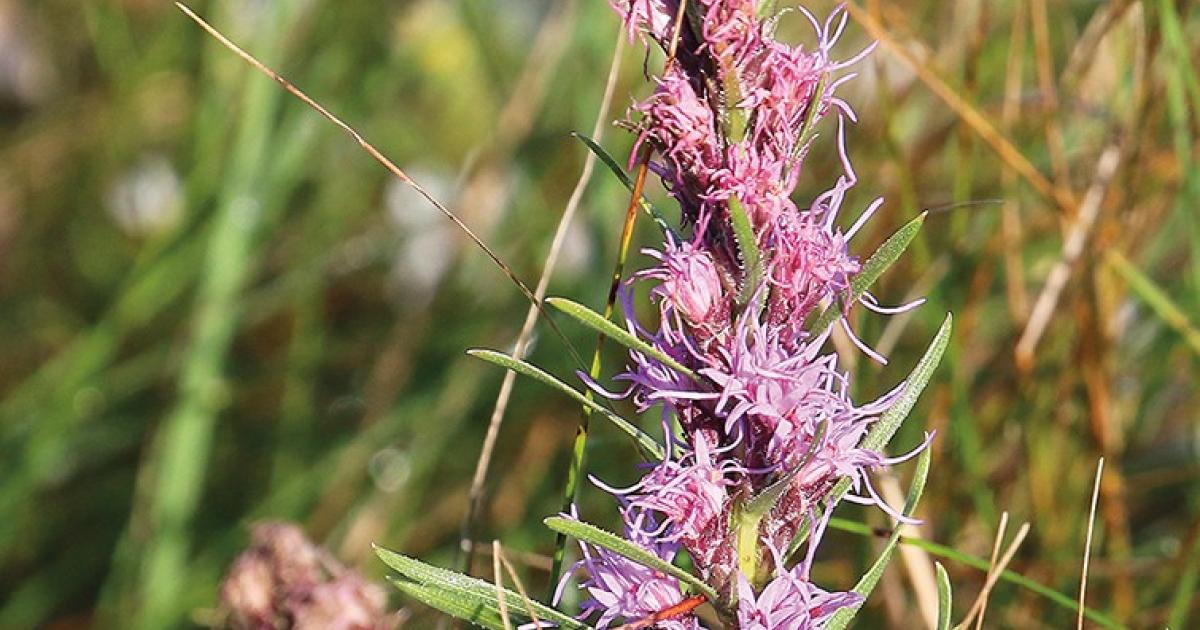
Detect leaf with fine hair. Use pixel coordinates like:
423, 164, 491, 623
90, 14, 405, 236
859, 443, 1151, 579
542, 516, 718, 603
374, 545, 593, 630
935, 562, 953, 630
545, 297, 698, 380
466, 349, 663, 461
824, 443, 932, 630
789, 313, 951, 558
810, 212, 927, 334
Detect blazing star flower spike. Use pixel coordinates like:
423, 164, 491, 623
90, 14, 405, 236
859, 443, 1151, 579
553, 1, 932, 627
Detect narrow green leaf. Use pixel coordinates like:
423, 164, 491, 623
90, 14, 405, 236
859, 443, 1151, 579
1167, 521, 1200, 629
387, 579, 509, 630
375, 546, 592, 630
572, 132, 673, 235
1159, 0, 1200, 120
935, 562, 952, 630
744, 420, 827, 518
1105, 251, 1200, 356
793, 74, 828, 157
728, 196, 763, 306
545, 297, 698, 380
858, 313, 950, 454
825, 444, 932, 630
811, 212, 927, 334
832, 313, 949, 504
574, 132, 634, 189
467, 349, 663, 460
790, 313, 951, 557
543, 516, 719, 603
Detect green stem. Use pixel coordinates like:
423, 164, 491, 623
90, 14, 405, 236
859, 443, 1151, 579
547, 148, 652, 596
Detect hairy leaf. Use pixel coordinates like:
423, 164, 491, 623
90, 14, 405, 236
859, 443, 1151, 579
824, 443, 932, 630
811, 212, 926, 334
467, 350, 663, 460
546, 297, 698, 379
543, 516, 718, 603
375, 545, 592, 630
935, 562, 952, 630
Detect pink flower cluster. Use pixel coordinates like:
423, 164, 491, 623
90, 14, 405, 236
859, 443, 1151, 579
560, 2, 927, 629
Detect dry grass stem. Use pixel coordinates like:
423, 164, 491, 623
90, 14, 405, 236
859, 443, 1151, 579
1000, 0, 1031, 323
493, 540, 514, 630
844, 2, 1073, 214
1030, 0, 1076, 208
880, 474, 938, 628
497, 543, 542, 629
971, 511, 1010, 630
173, 2, 586, 370
1015, 145, 1121, 369
957, 521, 1032, 628
457, 0, 619, 572
1079, 458, 1105, 630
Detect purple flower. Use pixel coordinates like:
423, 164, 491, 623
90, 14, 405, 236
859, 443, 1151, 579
564, 509, 700, 630
566, 2, 928, 626
640, 236, 731, 347
736, 567, 862, 630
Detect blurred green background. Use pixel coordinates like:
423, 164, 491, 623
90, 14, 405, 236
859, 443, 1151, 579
1, 0, 1197, 628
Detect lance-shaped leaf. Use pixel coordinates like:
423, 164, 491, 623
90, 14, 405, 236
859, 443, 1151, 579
467, 349, 663, 460
546, 297, 698, 380
375, 545, 593, 630
811, 212, 927, 334
824, 443, 932, 630
789, 313, 951, 557
935, 562, 953, 630
572, 132, 673, 235
543, 516, 719, 603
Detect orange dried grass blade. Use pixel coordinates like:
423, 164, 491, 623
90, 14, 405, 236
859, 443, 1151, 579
612, 595, 707, 630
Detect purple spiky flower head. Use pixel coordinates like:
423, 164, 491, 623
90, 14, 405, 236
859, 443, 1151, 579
560, 508, 701, 630
559, 1, 931, 627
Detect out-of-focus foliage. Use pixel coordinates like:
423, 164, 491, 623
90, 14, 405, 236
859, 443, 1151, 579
0, 0, 1196, 628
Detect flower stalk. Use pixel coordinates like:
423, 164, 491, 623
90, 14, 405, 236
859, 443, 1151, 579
548, 1, 932, 627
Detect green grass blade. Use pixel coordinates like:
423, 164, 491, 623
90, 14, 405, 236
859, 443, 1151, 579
543, 516, 718, 603
826, 519, 1126, 629
826, 444, 932, 630
1167, 526, 1200, 629
935, 562, 952, 630
375, 546, 593, 630
466, 349, 663, 460
811, 212, 927, 334
1157, 0, 1200, 307
574, 132, 633, 189
545, 297, 698, 379
1105, 251, 1200, 355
